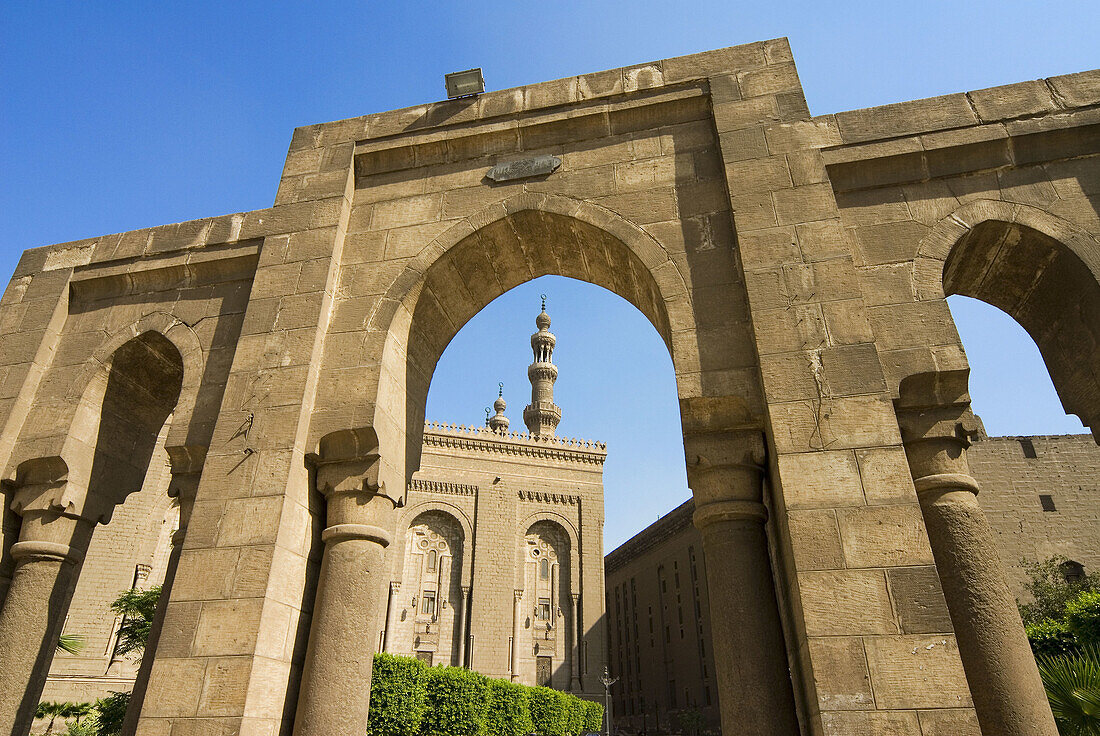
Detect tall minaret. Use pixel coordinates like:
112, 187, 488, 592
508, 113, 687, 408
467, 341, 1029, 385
523, 296, 562, 437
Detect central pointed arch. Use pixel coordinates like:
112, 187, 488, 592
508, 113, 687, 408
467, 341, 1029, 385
367, 192, 761, 488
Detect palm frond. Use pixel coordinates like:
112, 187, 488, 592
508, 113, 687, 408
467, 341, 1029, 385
1038, 644, 1100, 735
56, 634, 86, 655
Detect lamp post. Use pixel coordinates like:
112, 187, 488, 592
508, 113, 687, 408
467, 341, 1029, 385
599, 666, 619, 736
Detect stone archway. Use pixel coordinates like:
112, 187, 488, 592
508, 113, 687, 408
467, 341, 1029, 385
891, 201, 1100, 736
294, 192, 801, 736
0, 329, 185, 733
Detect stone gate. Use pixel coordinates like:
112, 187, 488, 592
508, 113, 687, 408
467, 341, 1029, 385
0, 38, 1097, 736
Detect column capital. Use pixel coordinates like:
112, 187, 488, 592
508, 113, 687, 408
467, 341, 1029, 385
514, 589, 524, 601
895, 399, 983, 498
4, 456, 102, 524
311, 427, 400, 533
391, 581, 402, 594
684, 429, 767, 509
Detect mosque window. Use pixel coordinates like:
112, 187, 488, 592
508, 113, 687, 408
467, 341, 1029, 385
1040, 494, 1057, 512
538, 598, 551, 621
422, 591, 436, 616
540, 558, 549, 579
427, 549, 437, 571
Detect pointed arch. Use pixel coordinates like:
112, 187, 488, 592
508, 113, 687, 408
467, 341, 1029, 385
350, 192, 761, 491
914, 200, 1100, 438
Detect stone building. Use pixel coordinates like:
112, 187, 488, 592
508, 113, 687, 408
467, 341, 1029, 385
604, 431, 1100, 733
38, 305, 608, 702
0, 37, 1098, 736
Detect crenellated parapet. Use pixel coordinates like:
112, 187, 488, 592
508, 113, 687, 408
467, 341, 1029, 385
422, 421, 606, 464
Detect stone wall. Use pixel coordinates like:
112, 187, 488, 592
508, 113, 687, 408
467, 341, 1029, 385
605, 432, 1100, 733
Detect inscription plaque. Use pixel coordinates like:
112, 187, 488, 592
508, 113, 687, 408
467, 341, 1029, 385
485, 154, 562, 182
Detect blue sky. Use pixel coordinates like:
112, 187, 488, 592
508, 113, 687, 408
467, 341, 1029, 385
2, 1, 1095, 548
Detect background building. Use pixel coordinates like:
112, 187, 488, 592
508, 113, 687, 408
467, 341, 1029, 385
604, 431, 1100, 733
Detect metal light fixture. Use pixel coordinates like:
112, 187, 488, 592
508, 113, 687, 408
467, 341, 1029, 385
445, 68, 484, 98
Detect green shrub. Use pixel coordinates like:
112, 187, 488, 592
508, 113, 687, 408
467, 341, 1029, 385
421, 666, 489, 736
368, 653, 427, 736
529, 687, 570, 736
484, 678, 533, 736
1018, 555, 1100, 626
1027, 618, 1079, 658
1066, 591, 1100, 647
92, 692, 129, 736
582, 700, 603, 732
564, 695, 586, 736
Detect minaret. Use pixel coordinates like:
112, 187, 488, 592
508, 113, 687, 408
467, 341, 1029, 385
523, 296, 561, 437
488, 382, 510, 434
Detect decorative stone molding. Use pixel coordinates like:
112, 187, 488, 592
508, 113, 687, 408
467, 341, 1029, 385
517, 490, 581, 505
407, 479, 477, 496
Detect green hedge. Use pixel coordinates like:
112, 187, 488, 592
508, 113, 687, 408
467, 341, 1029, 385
369, 653, 428, 736
528, 687, 570, 736
485, 679, 534, 736
368, 654, 596, 736
582, 701, 604, 732
422, 667, 490, 736
1027, 618, 1079, 658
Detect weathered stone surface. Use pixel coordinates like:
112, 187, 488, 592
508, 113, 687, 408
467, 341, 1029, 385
4, 40, 1093, 736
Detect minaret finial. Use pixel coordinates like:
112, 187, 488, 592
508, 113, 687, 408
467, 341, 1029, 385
484, 407, 491, 427
524, 297, 561, 437
489, 383, 509, 434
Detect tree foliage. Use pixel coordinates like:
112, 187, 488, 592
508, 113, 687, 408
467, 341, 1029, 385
1028, 618, 1080, 659
36, 702, 92, 735
1067, 592, 1100, 647
109, 585, 162, 655
1020, 556, 1100, 627
91, 692, 130, 736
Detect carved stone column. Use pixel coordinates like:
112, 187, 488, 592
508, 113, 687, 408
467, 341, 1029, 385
685, 430, 799, 736
511, 589, 524, 681
0, 457, 96, 736
457, 585, 470, 667
294, 429, 400, 736
570, 592, 581, 691
383, 581, 401, 653
121, 446, 205, 736
897, 399, 1057, 736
